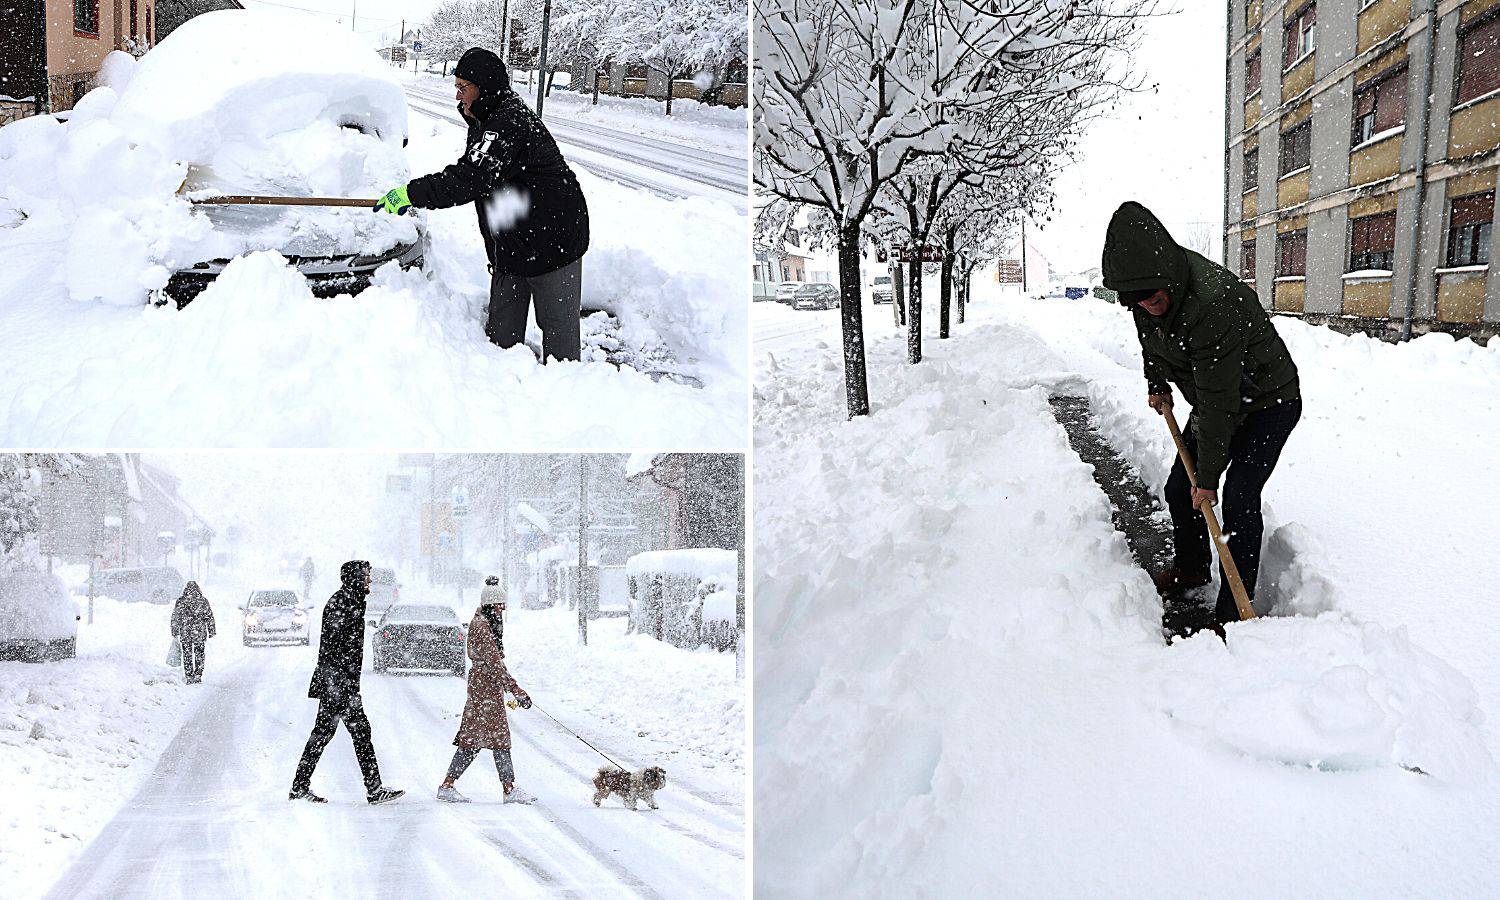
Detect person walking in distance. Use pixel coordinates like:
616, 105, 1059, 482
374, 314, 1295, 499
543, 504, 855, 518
170, 581, 216, 684
289, 560, 404, 804
1101, 201, 1301, 634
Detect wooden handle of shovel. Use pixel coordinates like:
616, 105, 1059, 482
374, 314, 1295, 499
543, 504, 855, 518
188, 195, 383, 207
1161, 405, 1256, 621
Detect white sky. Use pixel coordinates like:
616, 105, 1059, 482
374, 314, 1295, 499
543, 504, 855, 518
238, 0, 444, 46
1032, 3, 1228, 274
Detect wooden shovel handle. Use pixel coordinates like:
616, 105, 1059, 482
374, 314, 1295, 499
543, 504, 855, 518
189, 195, 383, 207
1162, 405, 1256, 621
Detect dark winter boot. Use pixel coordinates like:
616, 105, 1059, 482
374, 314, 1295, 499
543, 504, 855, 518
368, 787, 405, 805
289, 788, 327, 803
1152, 567, 1211, 595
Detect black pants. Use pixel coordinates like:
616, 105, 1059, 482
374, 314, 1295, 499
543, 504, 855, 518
1165, 399, 1302, 624
182, 638, 206, 682
292, 693, 383, 797
486, 258, 583, 362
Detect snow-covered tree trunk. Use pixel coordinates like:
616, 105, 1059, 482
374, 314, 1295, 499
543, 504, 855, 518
939, 224, 957, 340
892, 260, 906, 327
838, 222, 871, 416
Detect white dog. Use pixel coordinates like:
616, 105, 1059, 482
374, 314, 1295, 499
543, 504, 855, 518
591, 765, 667, 810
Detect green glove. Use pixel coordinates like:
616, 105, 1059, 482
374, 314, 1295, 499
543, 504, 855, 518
373, 184, 412, 215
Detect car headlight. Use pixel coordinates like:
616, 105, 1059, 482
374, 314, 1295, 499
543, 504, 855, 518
245, 613, 258, 627
292, 612, 307, 625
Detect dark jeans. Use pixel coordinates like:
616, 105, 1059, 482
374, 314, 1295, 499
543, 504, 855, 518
292, 693, 383, 797
1165, 398, 1302, 624
182, 638, 206, 682
445, 746, 515, 784
486, 258, 583, 362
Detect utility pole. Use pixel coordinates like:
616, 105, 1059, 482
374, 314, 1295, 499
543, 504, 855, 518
577, 455, 588, 646
351, 0, 356, 32
535, 0, 554, 116
1019, 218, 1028, 295
500, 0, 511, 69
398, 18, 404, 67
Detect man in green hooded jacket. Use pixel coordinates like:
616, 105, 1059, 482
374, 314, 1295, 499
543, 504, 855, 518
1101, 202, 1301, 629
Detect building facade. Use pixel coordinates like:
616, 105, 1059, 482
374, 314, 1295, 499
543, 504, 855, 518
1225, 0, 1500, 338
0, 0, 160, 120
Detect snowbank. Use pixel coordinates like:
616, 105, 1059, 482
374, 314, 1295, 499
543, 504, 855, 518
626, 548, 737, 581
0, 570, 75, 641
754, 298, 1499, 895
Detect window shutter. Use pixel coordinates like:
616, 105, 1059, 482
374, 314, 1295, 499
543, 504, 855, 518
1457, 16, 1500, 105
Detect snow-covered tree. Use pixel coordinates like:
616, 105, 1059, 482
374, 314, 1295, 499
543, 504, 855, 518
1, 454, 80, 572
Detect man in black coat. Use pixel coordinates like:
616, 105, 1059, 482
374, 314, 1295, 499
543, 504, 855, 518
375, 47, 590, 363
289, 560, 404, 804
170, 581, 216, 684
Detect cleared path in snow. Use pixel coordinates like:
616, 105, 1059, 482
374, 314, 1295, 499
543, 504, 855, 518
402, 84, 747, 214
43, 639, 742, 898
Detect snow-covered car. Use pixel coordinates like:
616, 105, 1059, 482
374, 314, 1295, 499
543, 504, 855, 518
91, 566, 186, 605
871, 275, 893, 304
371, 604, 466, 676
625, 548, 737, 650
0, 569, 79, 663
102, 12, 424, 306
775, 282, 802, 304
793, 282, 839, 310
240, 589, 312, 646
364, 567, 401, 627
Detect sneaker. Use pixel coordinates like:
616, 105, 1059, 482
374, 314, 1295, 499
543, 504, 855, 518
435, 785, 470, 804
368, 787, 405, 805
503, 786, 536, 805
289, 788, 327, 803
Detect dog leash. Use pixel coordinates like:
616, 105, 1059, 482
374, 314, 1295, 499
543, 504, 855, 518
523, 700, 629, 771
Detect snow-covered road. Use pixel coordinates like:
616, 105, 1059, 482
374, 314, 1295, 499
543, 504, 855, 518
402, 79, 748, 213
38, 624, 742, 898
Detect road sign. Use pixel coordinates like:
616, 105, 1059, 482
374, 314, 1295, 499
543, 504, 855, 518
451, 486, 468, 519
995, 259, 1023, 283
412, 40, 423, 51
896, 245, 943, 263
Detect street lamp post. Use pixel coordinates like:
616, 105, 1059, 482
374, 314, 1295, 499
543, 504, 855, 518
577, 455, 588, 646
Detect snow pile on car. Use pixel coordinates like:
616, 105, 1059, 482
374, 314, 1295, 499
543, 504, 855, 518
753, 311, 1497, 895
0, 9, 415, 306
0, 569, 74, 641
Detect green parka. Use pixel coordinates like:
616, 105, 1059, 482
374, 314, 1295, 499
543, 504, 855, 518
1101, 202, 1300, 489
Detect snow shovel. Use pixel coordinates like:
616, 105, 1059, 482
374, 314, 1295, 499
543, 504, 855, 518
188, 195, 382, 207
1161, 405, 1256, 622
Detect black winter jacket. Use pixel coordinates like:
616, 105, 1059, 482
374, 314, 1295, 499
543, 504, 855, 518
308, 569, 369, 701
171, 584, 216, 643
406, 89, 590, 277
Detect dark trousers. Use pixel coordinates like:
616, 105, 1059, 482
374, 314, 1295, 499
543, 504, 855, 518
486, 258, 583, 362
1165, 399, 1302, 624
445, 746, 515, 784
182, 638, 206, 682
292, 693, 383, 797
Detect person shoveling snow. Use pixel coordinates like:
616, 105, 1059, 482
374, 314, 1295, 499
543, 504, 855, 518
1102, 201, 1302, 635
375, 47, 590, 363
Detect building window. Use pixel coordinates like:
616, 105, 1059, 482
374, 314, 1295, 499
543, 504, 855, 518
1348, 211, 1396, 271
1241, 239, 1257, 280
1246, 49, 1262, 97
1351, 65, 1407, 145
1243, 147, 1259, 191
74, 0, 99, 36
1447, 191, 1494, 267
1283, 3, 1316, 70
1455, 13, 1500, 107
1279, 120, 1312, 175
1277, 230, 1308, 277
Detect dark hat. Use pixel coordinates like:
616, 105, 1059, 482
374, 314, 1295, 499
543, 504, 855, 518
485, 575, 500, 586
1118, 287, 1161, 306
455, 47, 510, 95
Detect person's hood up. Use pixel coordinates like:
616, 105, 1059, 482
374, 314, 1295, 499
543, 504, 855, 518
1101, 202, 1190, 301
339, 560, 371, 598
182, 582, 204, 600
456, 47, 511, 119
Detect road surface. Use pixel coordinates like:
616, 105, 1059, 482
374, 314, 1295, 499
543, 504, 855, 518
402, 84, 748, 215
43, 643, 743, 898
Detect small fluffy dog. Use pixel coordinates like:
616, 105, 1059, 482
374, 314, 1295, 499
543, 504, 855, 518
592, 765, 667, 810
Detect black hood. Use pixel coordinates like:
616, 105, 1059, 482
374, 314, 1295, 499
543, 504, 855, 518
1101, 202, 1190, 301
339, 560, 371, 598
456, 47, 510, 99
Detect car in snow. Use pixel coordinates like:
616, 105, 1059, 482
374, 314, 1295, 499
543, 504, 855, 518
239, 589, 312, 646
775, 282, 802, 304
0, 569, 79, 663
90, 566, 186, 605
363, 567, 401, 627
371, 604, 466, 676
104, 12, 425, 307
793, 282, 839, 310
871, 275, 894, 304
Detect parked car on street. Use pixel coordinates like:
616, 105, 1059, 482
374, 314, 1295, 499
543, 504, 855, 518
240, 589, 312, 646
0, 570, 78, 663
872, 275, 894, 304
364, 567, 401, 626
371, 604, 466, 676
91, 566, 186, 605
793, 282, 839, 310
775, 282, 802, 304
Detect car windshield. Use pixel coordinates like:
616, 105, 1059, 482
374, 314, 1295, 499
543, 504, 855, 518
251, 592, 299, 607
874, 277, 891, 285
371, 569, 396, 584
385, 605, 456, 623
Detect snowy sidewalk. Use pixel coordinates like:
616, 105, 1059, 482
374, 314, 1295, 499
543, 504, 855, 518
754, 299, 1500, 896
